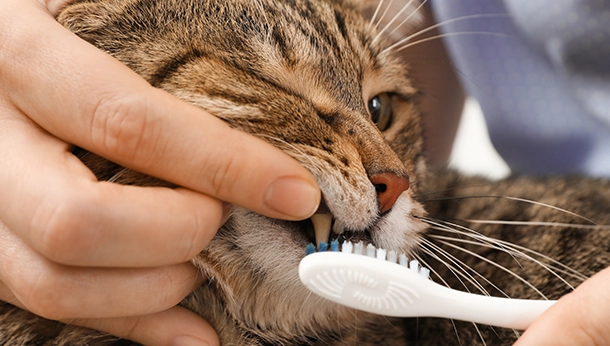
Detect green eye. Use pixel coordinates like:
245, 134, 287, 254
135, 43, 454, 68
367, 93, 393, 131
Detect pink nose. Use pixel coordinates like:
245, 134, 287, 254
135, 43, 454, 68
369, 172, 410, 213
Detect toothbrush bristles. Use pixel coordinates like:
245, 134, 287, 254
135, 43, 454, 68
304, 240, 431, 279
342, 241, 353, 253
305, 243, 316, 256
366, 244, 376, 257
409, 260, 420, 274
399, 254, 409, 267
420, 267, 431, 279
387, 250, 397, 264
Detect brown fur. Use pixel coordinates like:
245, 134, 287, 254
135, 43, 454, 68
1, 0, 609, 345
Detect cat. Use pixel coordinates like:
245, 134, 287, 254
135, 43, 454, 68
2, 0, 609, 345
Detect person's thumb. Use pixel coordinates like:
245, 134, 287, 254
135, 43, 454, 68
516, 266, 610, 345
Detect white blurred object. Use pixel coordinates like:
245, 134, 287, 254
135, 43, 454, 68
449, 98, 511, 179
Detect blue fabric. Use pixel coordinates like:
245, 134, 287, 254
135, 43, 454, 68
429, 0, 610, 176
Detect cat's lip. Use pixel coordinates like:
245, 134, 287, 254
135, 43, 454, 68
313, 196, 330, 214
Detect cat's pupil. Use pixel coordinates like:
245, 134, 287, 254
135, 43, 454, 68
368, 96, 382, 120
367, 93, 392, 131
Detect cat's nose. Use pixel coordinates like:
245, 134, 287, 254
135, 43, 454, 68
369, 172, 410, 214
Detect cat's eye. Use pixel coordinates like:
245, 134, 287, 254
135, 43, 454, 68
367, 93, 393, 131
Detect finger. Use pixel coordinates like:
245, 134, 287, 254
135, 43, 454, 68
2, 1, 320, 221
1, 280, 218, 346
0, 115, 221, 267
0, 220, 204, 320
0, 280, 23, 309
1, 276, 217, 346
515, 267, 610, 345
71, 306, 219, 346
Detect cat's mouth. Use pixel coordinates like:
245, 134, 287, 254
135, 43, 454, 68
302, 198, 375, 248
302, 214, 374, 246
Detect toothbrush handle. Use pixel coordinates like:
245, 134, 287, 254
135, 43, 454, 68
421, 285, 556, 330
299, 252, 557, 330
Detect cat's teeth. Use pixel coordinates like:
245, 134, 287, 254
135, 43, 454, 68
311, 213, 332, 247
332, 220, 345, 235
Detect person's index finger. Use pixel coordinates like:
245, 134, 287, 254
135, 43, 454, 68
4, 2, 320, 220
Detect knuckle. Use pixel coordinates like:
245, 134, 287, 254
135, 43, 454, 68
89, 93, 159, 165
155, 268, 191, 310
29, 192, 94, 264
209, 154, 238, 198
19, 271, 71, 320
157, 271, 181, 308
185, 203, 222, 260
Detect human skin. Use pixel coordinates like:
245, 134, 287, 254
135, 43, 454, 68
3, 0, 610, 345
0, 0, 320, 345
515, 266, 610, 346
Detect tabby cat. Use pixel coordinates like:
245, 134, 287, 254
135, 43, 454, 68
2, 0, 609, 345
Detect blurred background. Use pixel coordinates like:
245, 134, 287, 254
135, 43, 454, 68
449, 98, 510, 180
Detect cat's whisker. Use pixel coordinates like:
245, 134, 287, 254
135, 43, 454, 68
488, 238, 588, 282
422, 194, 598, 225
424, 218, 550, 288
390, 31, 512, 53
372, 0, 394, 31
107, 167, 131, 183
462, 219, 610, 230
423, 217, 589, 282
420, 239, 491, 296
421, 217, 517, 262
435, 239, 549, 300
367, 0, 387, 31
421, 238, 516, 298
420, 244, 475, 292
420, 243, 520, 343
382, 13, 510, 53
384, 0, 428, 39
418, 246, 492, 345
422, 235, 534, 346
417, 183, 499, 198
425, 220, 586, 284
429, 234, 578, 290
412, 254, 466, 346
371, 0, 425, 45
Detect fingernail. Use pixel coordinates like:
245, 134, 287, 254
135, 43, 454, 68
172, 335, 209, 346
264, 177, 320, 219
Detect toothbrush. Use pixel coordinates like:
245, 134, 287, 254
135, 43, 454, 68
299, 241, 556, 330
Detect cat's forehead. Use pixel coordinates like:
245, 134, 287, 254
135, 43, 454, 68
209, 0, 413, 111
60, 0, 414, 111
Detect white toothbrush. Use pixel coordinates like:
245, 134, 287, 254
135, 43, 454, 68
299, 241, 556, 330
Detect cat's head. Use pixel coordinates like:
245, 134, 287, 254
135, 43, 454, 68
59, 0, 427, 342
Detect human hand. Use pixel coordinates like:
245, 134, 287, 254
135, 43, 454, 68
0, 0, 320, 345
515, 266, 610, 346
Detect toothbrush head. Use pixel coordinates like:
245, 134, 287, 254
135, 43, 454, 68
299, 241, 431, 317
